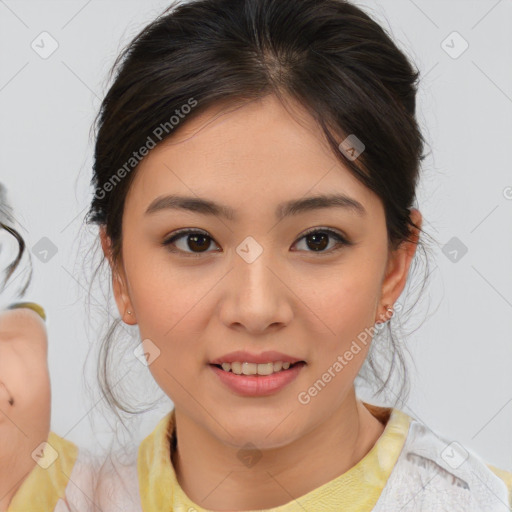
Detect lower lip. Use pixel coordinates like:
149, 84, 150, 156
209, 362, 306, 397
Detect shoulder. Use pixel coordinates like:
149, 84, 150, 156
487, 463, 512, 506
93, 446, 142, 511
7, 432, 102, 512
57, 442, 102, 512
48, 432, 143, 512
89, 411, 174, 512
373, 413, 512, 511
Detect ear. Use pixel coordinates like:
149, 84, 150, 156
99, 226, 137, 325
375, 208, 422, 323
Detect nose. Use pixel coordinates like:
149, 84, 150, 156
218, 245, 293, 334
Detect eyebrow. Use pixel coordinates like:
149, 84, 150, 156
145, 193, 366, 221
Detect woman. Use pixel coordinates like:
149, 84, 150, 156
88, 0, 512, 510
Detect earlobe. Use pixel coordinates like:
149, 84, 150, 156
99, 226, 137, 325
112, 271, 137, 325
376, 209, 422, 323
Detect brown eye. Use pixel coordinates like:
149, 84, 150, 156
162, 227, 352, 258
305, 232, 329, 251
185, 233, 212, 252
293, 228, 351, 254
162, 229, 220, 256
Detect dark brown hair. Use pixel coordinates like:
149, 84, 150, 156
86, 0, 433, 420
0, 184, 32, 297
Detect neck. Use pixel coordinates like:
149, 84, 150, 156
172, 389, 385, 510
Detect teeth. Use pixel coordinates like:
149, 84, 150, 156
218, 361, 294, 375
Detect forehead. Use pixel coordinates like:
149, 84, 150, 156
126, 94, 380, 218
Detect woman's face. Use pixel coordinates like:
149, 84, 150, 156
104, 94, 420, 448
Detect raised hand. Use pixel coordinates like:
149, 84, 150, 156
0, 303, 51, 512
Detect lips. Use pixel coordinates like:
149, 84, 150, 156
209, 350, 305, 365
210, 360, 306, 396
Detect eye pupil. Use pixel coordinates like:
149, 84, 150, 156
306, 232, 328, 252
188, 234, 210, 252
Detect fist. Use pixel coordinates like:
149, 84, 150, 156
0, 303, 51, 511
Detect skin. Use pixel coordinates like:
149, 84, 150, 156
0, 307, 51, 512
101, 93, 422, 510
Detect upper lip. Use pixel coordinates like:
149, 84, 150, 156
210, 350, 305, 365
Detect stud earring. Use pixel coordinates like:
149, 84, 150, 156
376, 303, 394, 325
385, 304, 394, 321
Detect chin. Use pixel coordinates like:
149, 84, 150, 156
215, 418, 300, 452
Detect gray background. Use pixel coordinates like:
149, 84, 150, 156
0, 0, 511, 470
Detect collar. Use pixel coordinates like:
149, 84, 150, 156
138, 402, 412, 511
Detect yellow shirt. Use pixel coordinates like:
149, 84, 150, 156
7, 432, 98, 512
9, 408, 511, 510
134, 403, 512, 511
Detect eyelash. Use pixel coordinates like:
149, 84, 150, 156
161, 227, 353, 258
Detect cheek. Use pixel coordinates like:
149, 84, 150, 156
306, 258, 384, 364
124, 258, 211, 396
128, 259, 214, 345
124, 236, 225, 340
